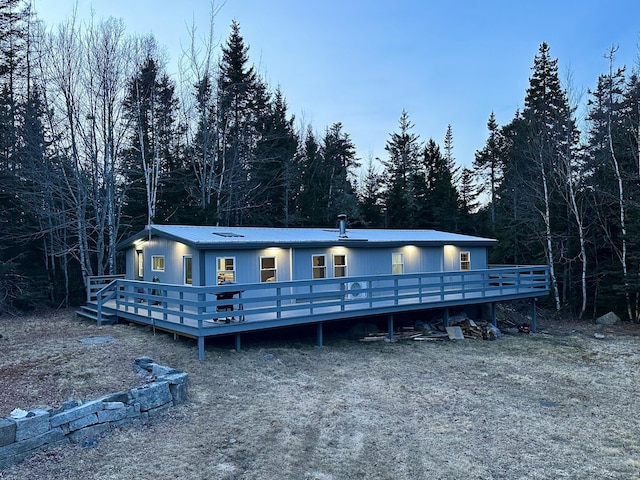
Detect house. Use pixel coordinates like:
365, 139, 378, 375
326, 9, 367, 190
117, 217, 497, 290
92, 218, 548, 359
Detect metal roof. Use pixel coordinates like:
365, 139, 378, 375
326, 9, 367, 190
117, 225, 497, 250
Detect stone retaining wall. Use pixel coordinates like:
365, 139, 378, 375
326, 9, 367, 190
0, 357, 188, 469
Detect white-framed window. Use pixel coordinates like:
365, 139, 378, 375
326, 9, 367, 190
151, 255, 165, 272
312, 255, 326, 279
392, 252, 404, 274
183, 256, 193, 285
333, 254, 347, 277
136, 250, 144, 279
216, 257, 236, 284
260, 256, 277, 282
460, 251, 470, 271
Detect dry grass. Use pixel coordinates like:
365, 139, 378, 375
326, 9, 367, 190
1, 309, 640, 479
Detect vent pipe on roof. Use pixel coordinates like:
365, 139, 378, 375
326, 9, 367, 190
337, 214, 348, 238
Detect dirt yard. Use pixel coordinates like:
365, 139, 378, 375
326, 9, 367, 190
1, 308, 640, 480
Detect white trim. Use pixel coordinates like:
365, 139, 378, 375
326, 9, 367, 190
260, 255, 277, 282
333, 253, 347, 278
392, 252, 404, 274
151, 255, 165, 272
460, 251, 471, 271
312, 254, 327, 279
183, 255, 193, 285
136, 250, 144, 279
216, 256, 236, 284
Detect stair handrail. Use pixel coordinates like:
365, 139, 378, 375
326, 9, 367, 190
96, 279, 121, 326
87, 274, 125, 302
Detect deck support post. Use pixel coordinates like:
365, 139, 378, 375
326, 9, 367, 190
530, 298, 537, 333
443, 308, 450, 328
316, 322, 323, 347
387, 314, 394, 340
491, 303, 497, 326
235, 334, 241, 352
198, 337, 205, 361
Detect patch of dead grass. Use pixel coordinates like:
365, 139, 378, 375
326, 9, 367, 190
1, 310, 640, 479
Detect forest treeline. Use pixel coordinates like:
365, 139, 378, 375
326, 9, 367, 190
1, 0, 639, 320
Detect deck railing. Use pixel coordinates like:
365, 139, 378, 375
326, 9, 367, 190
87, 275, 125, 302
94, 266, 549, 331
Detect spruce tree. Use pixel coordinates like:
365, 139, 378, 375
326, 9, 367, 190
498, 42, 578, 310
216, 20, 259, 225
381, 110, 421, 227
122, 53, 182, 234
473, 112, 505, 232
417, 138, 460, 230
249, 87, 299, 226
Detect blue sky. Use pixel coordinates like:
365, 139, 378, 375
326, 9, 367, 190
33, 0, 640, 169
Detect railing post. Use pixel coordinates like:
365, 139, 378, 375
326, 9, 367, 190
97, 295, 103, 327
277, 287, 282, 319
531, 298, 537, 333
179, 291, 184, 324
394, 278, 399, 305
316, 322, 323, 347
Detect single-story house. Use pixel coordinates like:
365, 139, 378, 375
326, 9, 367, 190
116, 219, 498, 290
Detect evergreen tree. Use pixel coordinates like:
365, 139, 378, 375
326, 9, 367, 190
248, 87, 299, 226
457, 167, 480, 234
382, 110, 422, 227
122, 52, 183, 234
473, 112, 505, 232
357, 157, 384, 227
216, 20, 259, 225
297, 126, 324, 226
498, 42, 579, 310
319, 122, 360, 225
416, 138, 460, 230
584, 57, 640, 318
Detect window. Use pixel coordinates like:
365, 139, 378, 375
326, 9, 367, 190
333, 254, 347, 277
216, 257, 236, 284
183, 256, 193, 285
312, 255, 326, 279
260, 256, 277, 282
460, 251, 470, 271
151, 255, 165, 272
136, 250, 143, 279
392, 252, 404, 274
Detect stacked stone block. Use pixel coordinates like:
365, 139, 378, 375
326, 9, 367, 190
0, 358, 187, 469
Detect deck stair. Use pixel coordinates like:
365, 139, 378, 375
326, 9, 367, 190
75, 302, 119, 325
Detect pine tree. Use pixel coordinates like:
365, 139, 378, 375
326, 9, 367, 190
498, 42, 578, 310
216, 20, 259, 225
584, 54, 640, 319
297, 126, 323, 226
319, 122, 360, 225
357, 157, 384, 227
457, 167, 480, 234
473, 112, 505, 232
122, 52, 182, 234
381, 110, 422, 227
416, 138, 460, 230
249, 87, 299, 226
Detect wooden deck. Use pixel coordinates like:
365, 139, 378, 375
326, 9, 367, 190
87, 266, 549, 359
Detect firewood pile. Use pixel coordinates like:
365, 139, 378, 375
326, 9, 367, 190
359, 314, 508, 342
